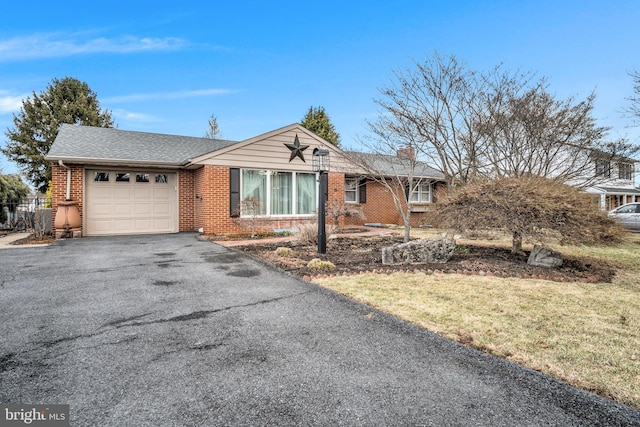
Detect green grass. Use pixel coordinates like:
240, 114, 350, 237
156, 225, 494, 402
314, 232, 640, 408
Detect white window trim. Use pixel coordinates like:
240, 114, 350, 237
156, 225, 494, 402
410, 180, 432, 203
595, 159, 612, 178
240, 169, 318, 217
344, 177, 359, 204
617, 162, 634, 181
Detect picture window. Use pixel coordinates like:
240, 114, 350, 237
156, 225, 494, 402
240, 169, 316, 216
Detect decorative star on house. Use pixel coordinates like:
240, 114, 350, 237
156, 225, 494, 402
284, 134, 309, 163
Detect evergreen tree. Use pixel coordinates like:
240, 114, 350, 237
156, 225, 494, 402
0, 174, 30, 224
300, 106, 340, 146
2, 77, 114, 192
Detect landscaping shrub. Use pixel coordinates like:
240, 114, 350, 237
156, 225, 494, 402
275, 247, 294, 257
307, 258, 336, 271
428, 176, 625, 254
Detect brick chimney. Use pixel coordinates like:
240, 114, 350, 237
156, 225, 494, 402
397, 147, 415, 160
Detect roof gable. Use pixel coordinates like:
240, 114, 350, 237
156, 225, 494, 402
191, 124, 339, 161
190, 123, 349, 171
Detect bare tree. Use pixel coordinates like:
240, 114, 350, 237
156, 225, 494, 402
477, 82, 633, 187
345, 145, 441, 243
373, 53, 528, 186
204, 114, 223, 139
624, 70, 640, 127
373, 52, 638, 188
352, 53, 496, 241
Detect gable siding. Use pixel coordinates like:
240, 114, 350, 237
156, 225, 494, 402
196, 129, 350, 172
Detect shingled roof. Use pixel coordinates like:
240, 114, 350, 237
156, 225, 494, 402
344, 151, 444, 180
46, 124, 239, 166
593, 186, 640, 195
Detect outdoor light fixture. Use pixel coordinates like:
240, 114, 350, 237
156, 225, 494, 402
312, 147, 330, 254
312, 147, 330, 172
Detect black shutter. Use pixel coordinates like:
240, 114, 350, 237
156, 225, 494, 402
230, 168, 240, 217
431, 182, 437, 203
359, 179, 367, 204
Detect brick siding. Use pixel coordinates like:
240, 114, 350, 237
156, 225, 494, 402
178, 170, 195, 231
344, 180, 446, 228
51, 163, 84, 236
50, 161, 443, 238
195, 166, 346, 236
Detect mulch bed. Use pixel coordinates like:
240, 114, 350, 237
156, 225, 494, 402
9, 234, 55, 245
236, 235, 615, 283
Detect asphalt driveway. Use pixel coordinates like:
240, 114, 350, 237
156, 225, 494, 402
1, 233, 638, 426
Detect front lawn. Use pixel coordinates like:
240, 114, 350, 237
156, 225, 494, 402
312, 231, 640, 409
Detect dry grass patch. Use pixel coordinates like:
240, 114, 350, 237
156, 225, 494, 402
314, 269, 640, 408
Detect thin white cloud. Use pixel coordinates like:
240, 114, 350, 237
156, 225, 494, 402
104, 89, 238, 103
111, 109, 162, 123
0, 93, 28, 114
0, 33, 189, 62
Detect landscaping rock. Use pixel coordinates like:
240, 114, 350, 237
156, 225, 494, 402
382, 238, 455, 265
528, 244, 563, 268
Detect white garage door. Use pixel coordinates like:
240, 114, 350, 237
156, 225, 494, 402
85, 170, 178, 236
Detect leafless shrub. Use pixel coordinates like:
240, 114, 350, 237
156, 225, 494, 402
17, 208, 47, 240
297, 222, 318, 246
234, 197, 262, 238
326, 200, 365, 231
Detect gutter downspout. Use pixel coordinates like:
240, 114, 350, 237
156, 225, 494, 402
58, 160, 71, 200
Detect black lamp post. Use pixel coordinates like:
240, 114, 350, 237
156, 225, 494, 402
312, 147, 330, 254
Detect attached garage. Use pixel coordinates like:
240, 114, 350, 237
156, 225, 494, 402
85, 169, 178, 236
46, 125, 241, 237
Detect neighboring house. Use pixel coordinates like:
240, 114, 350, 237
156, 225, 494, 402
45, 124, 445, 238
582, 155, 640, 210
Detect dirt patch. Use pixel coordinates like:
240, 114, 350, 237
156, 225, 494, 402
236, 236, 614, 283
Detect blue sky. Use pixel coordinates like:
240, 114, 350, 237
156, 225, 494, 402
1, 1, 639, 175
